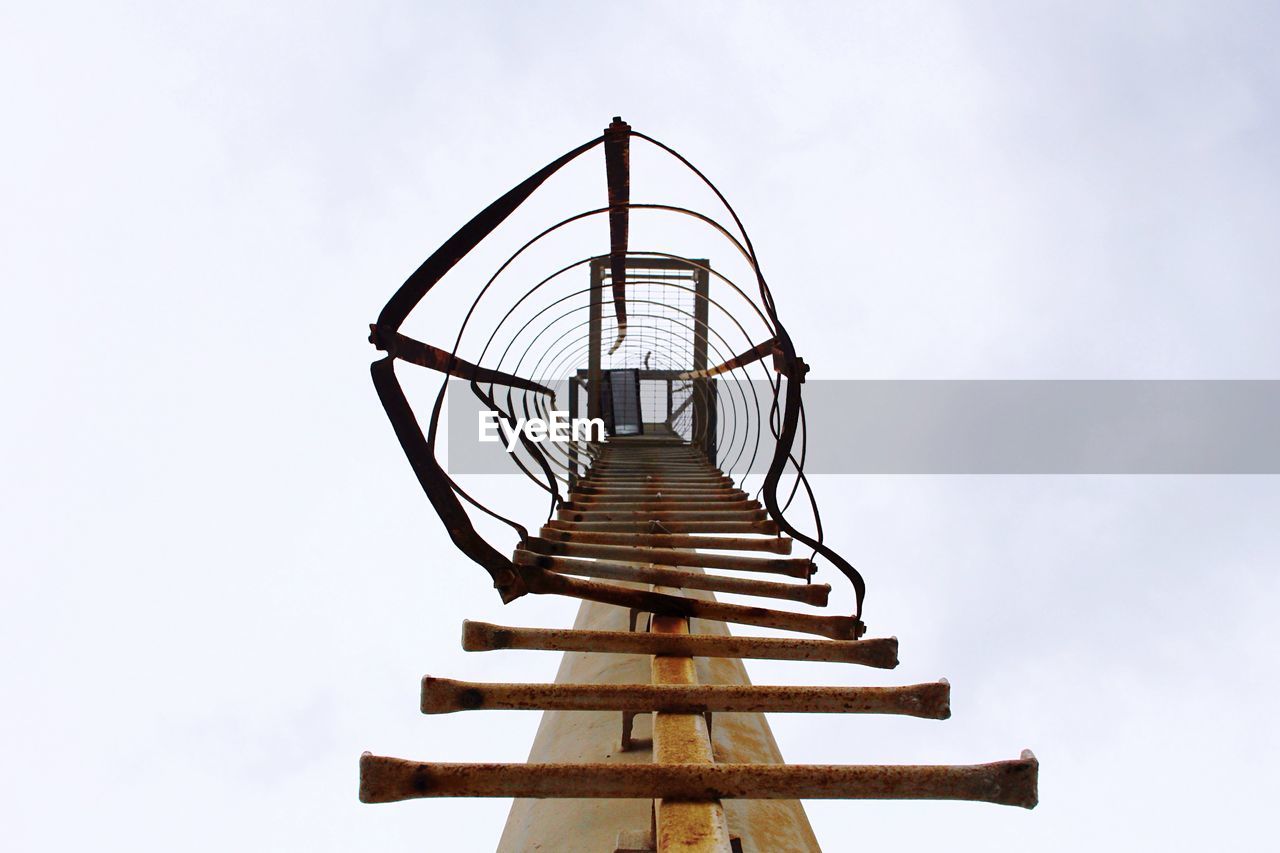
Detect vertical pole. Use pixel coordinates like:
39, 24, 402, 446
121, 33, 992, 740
650, 587, 733, 852
495, 591, 822, 853
589, 258, 605, 420
706, 378, 717, 467
567, 377, 580, 490
691, 260, 712, 461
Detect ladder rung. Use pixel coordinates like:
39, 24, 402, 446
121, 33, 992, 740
560, 500, 761, 512
556, 509, 767, 522
591, 463, 717, 471
535, 529, 793, 554
573, 484, 742, 494
420, 676, 950, 717
521, 570, 862, 639
460, 621, 899, 667
576, 475, 732, 485
569, 492, 747, 504
524, 539, 813, 578
513, 551, 828, 605
359, 752, 1039, 808
544, 519, 780, 535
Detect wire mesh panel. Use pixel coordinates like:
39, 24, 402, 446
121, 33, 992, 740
600, 263, 700, 374
588, 256, 713, 456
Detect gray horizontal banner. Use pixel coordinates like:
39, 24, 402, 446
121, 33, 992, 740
445, 380, 1280, 475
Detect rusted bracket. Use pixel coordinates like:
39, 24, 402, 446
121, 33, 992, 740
771, 349, 810, 383
369, 325, 555, 397
628, 607, 653, 634
678, 337, 779, 380
619, 710, 649, 752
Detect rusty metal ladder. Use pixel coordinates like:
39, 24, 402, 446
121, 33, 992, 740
360, 433, 1038, 851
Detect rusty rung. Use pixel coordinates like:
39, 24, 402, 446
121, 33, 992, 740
521, 570, 863, 639
556, 509, 767, 522
535, 528, 793, 554
358, 752, 1039, 808
592, 458, 716, 465
460, 621, 899, 667
578, 475, 732, 484
585, 481, 733, 490
593, 460, 711, 466
524, 539, 813, 578
420, 676, 951, 717
544, 519, 781, 535
581, 473, 732, 481
560, 500, 761, 512
569, 492, 748, 504
513, 552, 829, 605
588, 468, 722, 476
574, 484, 742, 494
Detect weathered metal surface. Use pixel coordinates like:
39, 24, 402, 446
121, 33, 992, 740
574, 483, 741, 492
420, 675, 950, 717
460, 621, 900, 667
496, 594, 658, 852
556, 509, 768, 522
583, 473, 721, 481
545, 519, 781, 534
678, 338, 779, 380
367, 326, 555, 396
574, 480, 737, 490
591, 465, 721, 473
560, 499, 762, 513
568, 493, 749, 505
535, 529, 793, 554
648, 595, 733, 852
360, 752, 1040, 808
524, 539, 814, 577
520, 569, 864, 639
604, 116, 631, 354
512, 551, 828, 604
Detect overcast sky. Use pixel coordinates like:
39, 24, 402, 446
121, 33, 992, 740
3, 2, 1279, 851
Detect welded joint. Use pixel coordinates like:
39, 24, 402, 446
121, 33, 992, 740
772, 350, 811, 383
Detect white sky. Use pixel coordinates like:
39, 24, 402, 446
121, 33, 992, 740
3, 2, 1278, 850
